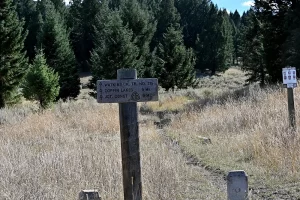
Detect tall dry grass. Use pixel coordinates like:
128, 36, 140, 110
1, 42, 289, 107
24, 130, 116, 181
0, 99, 226, 199
167, 86, 300, 188
141, 68, 248, 113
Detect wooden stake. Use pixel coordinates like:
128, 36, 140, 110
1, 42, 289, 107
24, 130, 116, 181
118, 69, 142, 200
287, 88, 296, 131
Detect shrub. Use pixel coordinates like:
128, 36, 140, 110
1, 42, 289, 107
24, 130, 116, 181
23, 50, 60, 109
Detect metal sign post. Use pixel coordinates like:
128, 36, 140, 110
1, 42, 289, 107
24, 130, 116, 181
97, 69, 158, 200
282, 67, 297, 131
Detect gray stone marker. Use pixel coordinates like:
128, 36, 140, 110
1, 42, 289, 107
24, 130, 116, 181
227, 170, 248, 200
79, 190, 101, 200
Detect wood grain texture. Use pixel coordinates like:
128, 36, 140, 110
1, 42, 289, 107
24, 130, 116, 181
118, 69, 142, 200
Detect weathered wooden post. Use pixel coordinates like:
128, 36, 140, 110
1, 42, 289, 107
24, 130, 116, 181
227, 170, 248, 200
282, 67, 297, 132
97, 69, 158, 200
288, 88, 296, 130
118, 69, 142, 200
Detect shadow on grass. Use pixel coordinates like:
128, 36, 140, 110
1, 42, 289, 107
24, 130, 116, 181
185, 84, 281, 112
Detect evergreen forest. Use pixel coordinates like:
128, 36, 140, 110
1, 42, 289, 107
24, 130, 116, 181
1, 0, 300, 108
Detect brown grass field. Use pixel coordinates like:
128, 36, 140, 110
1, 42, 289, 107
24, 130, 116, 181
1, 68, 300, 199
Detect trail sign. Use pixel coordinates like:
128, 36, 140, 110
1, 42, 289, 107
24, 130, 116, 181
282, 67, 297, 88
97, 69, 158, 200
97, 78, 158, 103
282, 67, 297, 132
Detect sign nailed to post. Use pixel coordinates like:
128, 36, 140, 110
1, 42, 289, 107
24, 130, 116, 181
97, 78, 158, 103
282, 67, 297, 88
97, 69, 158, 200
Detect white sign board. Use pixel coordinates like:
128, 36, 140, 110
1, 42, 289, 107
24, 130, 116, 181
282, 67, 297, 88
97, 78, 158, 103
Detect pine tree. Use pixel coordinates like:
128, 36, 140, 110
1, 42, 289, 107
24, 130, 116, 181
23, 50, 60, 109
253, 0, 291, 83
151, 0, 180, 50
14, 0, 38, 62
89, 10, 140, 95
284, 1, 300, 68
137, 0, 160, 15
231, 10, 241, 28
230, 10, 241, 65
68, 0, 84, 69
239, 11, 252, 65
195, 4, 222, 74
0, 0, 28, 108
175, 0, 210, 49
50, 0, 67, 18
242, 13, 267, 86
37, 0, 80, 100
109, 0, 121, 9
220, 10, 234, 70
155, 26, 198, 91
68, 0, 101, 72
120, 0, 156, 76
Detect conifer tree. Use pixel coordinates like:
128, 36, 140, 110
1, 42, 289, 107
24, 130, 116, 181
109, 0, 121, 9
68, 0, 84, 69
284, 2, 300, 68
14, 0, 38, 62
155, 26, 198, 91
151, 0, 180, 50
220, 10, 234, 69
194, 5, 234, 75
89, 10, 140, 95
231, 10, 241, 28
50, 0, 67, 18
120, 0, 156, 76
23, 50, 60, 109
175, 0, 210, 49
252, 0, 291, 83
0, 0, 28, 108
230, 10, 241, 65
195, 4, 222, 74
37, 0, 80, 100
242, 13, 267, 86
68, 0, 101, 71
137, 0, 160, 15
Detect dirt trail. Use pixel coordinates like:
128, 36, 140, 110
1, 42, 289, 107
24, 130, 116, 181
149, 110, 228, 199
157, 128, 227, 195
150, 111, 296, 200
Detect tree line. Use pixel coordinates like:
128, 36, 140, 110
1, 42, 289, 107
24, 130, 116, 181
241, 0, 300, 86
5, 0, 293, 109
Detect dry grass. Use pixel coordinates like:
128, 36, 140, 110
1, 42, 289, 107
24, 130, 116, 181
166, 86, 300, 189
0, 99, 226, 199
197, 67, 248, 98
2, 67, 270, 199
141, 67, 248, 113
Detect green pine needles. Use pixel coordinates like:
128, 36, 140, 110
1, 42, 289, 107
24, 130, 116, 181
23, 50, 60, 109
155, 26, 198, 91
0, 0, 28, 108
89, 9, 141, 94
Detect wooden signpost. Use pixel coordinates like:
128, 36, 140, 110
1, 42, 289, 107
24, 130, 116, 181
282, 67, 297, 131
97, 69, 158, 200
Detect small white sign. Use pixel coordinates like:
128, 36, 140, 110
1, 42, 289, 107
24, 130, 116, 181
283, 67, 297, 88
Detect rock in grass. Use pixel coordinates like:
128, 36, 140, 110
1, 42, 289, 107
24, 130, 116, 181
79, 190, 101, 200
197, 136, 212, 144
